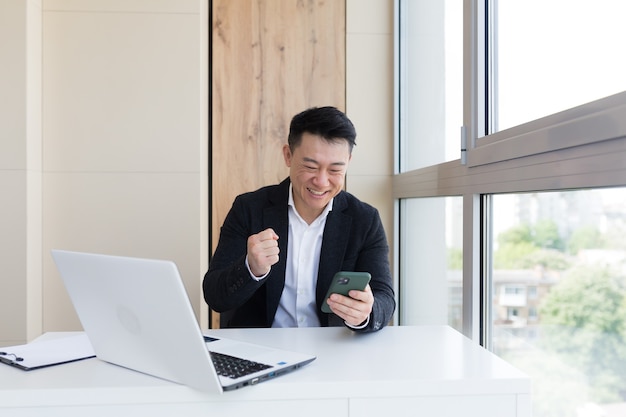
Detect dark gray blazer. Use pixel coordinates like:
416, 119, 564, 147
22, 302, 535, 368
203, 178, 395, 332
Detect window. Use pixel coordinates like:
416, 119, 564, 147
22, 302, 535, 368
395, 0, 626, 415
399, 197, 463, 332
503, 287, 524, 295
492, 0, 626, 132
398, 0, 462, 171
492, 189, 626, 415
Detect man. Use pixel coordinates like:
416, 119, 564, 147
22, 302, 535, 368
203, 106, 395, 332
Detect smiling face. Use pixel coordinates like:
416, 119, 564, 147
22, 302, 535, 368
283, 132, 352, 224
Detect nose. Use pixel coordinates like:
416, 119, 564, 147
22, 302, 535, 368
312, 170, 330, 187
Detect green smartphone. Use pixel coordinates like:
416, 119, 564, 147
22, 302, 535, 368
321, 271, 371, 314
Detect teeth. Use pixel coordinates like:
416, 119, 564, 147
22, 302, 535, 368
308, 188, 325, 196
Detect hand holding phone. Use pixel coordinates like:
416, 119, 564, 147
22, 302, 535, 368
321, 271, 371, 313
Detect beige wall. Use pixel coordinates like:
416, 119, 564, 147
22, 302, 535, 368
0, 0, 43, 346
345, 0, 394, 269
0, 0, 209, 345
0, 0, 393, 345
40, 0, 209, 333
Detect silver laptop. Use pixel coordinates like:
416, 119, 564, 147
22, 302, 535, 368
51, 250, 316, 393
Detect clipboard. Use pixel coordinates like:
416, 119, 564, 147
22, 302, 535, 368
0, 333, 95, 371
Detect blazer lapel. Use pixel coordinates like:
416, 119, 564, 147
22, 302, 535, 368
263, 180, 290, 324
316, 193, 352, 306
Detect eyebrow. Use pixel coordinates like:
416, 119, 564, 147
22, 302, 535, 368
302, 157, 347, 167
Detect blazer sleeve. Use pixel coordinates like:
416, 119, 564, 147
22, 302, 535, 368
319, 197, 396, 333
203, 194, 267, 312
353, 210, 396, 333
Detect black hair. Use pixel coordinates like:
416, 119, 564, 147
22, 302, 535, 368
287, 106, 357, 153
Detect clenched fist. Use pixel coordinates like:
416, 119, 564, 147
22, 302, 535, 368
247, 228, 279, 277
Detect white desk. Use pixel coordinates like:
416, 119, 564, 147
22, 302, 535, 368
0, 326, 530, 417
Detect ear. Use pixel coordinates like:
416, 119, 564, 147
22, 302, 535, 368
282, 144, 292, 167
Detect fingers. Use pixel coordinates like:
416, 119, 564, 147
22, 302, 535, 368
327, 285, 373, 326
247, 228, 279, 277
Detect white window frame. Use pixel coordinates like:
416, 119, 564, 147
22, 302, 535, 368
393, 0, 626, 343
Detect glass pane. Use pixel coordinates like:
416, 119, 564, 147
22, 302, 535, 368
400, 197, 463, 331
494, 0, 626, 131
491, 188, 626, 416
399, 0, 462, 171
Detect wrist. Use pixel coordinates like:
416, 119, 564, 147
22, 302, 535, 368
245, 256, 270, 280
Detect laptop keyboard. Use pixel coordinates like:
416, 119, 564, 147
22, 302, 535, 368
209, 351, 273, 379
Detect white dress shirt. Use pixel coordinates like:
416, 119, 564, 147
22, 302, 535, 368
271, 186, 332, 327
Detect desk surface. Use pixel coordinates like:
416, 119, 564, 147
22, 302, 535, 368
0, 326, 530, 417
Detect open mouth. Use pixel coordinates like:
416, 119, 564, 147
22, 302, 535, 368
307, 188, 327, 196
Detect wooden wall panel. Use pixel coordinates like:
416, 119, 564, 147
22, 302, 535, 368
210, 0, 346, 327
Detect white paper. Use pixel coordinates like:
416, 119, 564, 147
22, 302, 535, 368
0, 333, 95, 370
